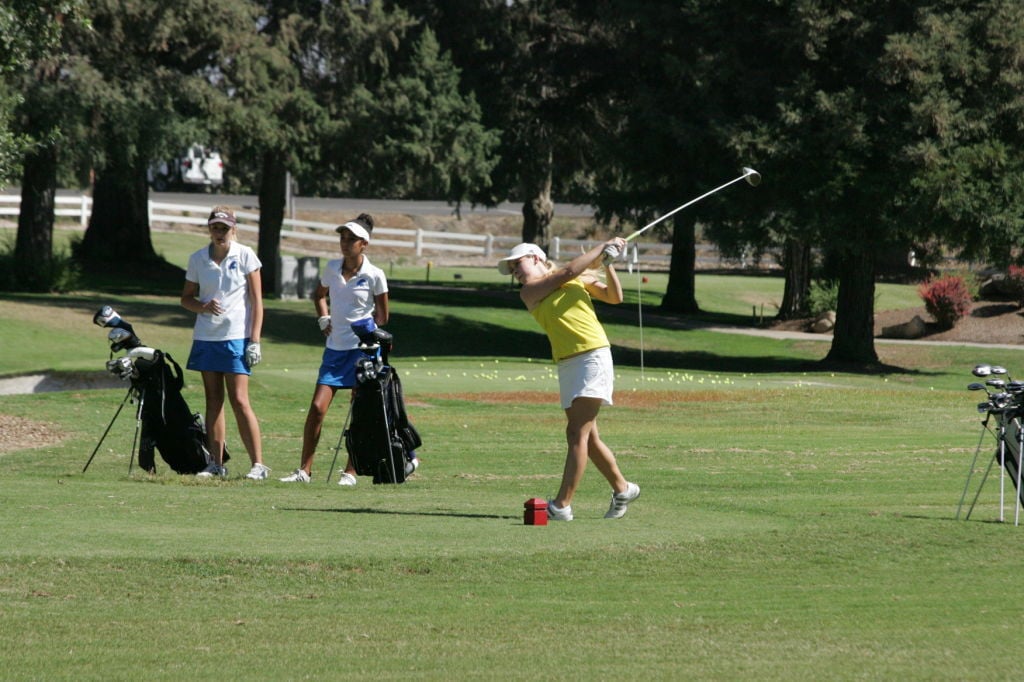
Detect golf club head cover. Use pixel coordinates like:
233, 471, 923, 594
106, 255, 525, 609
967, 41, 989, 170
351, 317, 378, 345
245, 342, 261, 367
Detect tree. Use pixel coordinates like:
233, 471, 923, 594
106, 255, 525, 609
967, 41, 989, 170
65, 1, 260, 273
339, 28, 500, 208
0, 2, 84, 185
3, 2, 86, 291
881, 1, 1024, 268
399, 1, 606, 245
725, 1, 1024, 363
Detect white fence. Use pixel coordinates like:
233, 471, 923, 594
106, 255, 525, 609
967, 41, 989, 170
0, 193, 752, 269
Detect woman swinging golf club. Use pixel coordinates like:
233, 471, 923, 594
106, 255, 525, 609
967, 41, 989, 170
498, 238, 640, 520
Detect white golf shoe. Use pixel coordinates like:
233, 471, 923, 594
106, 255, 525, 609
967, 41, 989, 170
196, 463, 227, 479
245, 463, 270, 480
547, 499, 573, 521
279, 469, 311, 483
604, 482, 641, 519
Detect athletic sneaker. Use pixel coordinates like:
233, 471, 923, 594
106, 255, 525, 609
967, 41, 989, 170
337, 472, 357, 486
404, 456, 419, 477
604, 482, 641, 519
547, 499, 573, 521
196, 463, 227, 478
279, 469, 311, 483
245, 463, 270, 480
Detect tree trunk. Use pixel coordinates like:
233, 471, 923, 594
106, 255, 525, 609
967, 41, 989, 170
825, 248, 878, 364
78, 159, 157, 264
14, 142, 57, 292
257, 151, 286, 298
520, 149, 553, 246
659, 215, 699, 314
777, 238, 812, 320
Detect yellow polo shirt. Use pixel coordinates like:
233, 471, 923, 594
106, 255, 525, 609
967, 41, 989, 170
530, 278, 609, 362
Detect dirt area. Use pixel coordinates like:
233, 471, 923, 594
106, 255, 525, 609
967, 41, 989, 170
0, 414, 64, 455
771, 300, 1024, 346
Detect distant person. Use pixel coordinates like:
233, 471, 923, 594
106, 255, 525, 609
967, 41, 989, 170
280, 214, 418, 484
497, 239, 639, 520
180, 206, 268, 480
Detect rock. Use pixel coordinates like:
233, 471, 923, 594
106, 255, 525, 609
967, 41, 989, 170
880, 314, 928, 339
811, 311, 835, 334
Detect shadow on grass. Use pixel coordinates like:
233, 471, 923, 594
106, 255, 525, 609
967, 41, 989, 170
279, 506, 518, 520
10, 280, 919, 377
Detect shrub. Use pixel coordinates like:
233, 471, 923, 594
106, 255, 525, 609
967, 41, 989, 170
918, 275, 972, 329
0, 243, 82, 293
807, 280, 839, 317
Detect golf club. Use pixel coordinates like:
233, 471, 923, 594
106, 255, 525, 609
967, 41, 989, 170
973, 364, 993, 378
623, 167, 761, 244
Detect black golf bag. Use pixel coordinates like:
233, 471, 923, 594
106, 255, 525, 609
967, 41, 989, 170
995, 413, 1024, 507
132, 351, 226, 475
344, 329, 422, 484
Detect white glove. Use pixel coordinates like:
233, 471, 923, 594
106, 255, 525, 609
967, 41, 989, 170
602, 243, 620, 265
317, 315, 331, 332
245, 342, 261, 368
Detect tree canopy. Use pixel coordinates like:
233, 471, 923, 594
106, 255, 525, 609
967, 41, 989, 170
6, 0, 1024, 365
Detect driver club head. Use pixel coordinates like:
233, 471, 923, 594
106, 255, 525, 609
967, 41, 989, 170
987, 379, 1007, 389
992, 366, 1008, 376
742, 167, 761, 187
972, 364, 992, 377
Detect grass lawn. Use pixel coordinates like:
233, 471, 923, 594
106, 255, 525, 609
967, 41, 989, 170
2, 233, 1023, 679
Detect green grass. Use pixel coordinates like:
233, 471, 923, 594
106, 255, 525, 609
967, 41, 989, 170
2, 231, 1024, 679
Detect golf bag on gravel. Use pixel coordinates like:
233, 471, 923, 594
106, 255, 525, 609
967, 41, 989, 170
344, 328, 422, 484
133, 351, 227, 474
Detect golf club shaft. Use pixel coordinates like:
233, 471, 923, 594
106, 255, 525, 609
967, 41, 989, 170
624, 169, 759, 243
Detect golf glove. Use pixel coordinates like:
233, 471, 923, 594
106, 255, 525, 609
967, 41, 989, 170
602, 243, 620, 265
317, 315, 331, 332
245, 342, 261, 368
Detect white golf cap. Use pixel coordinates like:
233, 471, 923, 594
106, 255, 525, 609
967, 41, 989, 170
497, 243, 547, 275
336, 221, 371, 242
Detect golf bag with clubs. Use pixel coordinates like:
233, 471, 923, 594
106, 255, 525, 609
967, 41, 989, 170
958, 363, 1024, 522
84, 306, 225, 475
344, 322, 421, 484
131, 350, 226, 474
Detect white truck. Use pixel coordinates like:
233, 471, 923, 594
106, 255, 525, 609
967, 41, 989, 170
148, 144, 224, 192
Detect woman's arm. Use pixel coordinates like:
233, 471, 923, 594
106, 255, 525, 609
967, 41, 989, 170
520, 237, 626, 309
586, 258, 624, 305
181, 280, 220, 315
247, 269, 263, 342
373, 292, 390, 327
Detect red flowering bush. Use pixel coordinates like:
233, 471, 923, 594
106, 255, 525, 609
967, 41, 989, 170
918, 275, 972, 329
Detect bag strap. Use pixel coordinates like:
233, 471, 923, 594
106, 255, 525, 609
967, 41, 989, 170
162, 351, 186, 392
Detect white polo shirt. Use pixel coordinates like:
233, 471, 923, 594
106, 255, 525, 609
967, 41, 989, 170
186, 241, 262, 341
322, 256, 388, 351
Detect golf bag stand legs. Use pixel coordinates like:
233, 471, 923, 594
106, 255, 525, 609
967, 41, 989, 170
126, 387, 146, 475
82, 386, 136, 473
960, 411, 1024, 525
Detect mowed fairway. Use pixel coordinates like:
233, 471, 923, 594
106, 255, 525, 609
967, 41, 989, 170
2, 272, 1024, 680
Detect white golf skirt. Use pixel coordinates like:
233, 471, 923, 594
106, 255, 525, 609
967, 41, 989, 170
557, 346, 614, 410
